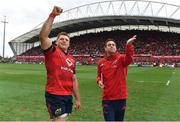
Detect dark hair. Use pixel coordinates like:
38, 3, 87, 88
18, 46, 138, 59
57, 32, 70, 40
104, 38, 116, 47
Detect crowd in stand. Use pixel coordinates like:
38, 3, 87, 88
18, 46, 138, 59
18, 30, 180, 66
20, 46, 44, 56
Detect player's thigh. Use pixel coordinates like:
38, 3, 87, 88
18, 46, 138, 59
45, 92, 67, 119
64, 95, 73, 114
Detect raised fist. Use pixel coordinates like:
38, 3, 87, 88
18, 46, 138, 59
52, 6, 63, 16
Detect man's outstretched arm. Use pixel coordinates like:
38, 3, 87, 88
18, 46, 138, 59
39, 6, 63, 50
123, 35, 136, 66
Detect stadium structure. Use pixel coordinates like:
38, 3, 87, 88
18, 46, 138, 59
8, 0, 180, 67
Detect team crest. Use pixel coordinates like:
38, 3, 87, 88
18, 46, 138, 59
66, 58, 73, 66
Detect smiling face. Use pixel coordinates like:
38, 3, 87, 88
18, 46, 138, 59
105, 39, 117, 54
56, 32, 70, 52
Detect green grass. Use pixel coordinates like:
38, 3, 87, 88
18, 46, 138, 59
0, 64, 179, 121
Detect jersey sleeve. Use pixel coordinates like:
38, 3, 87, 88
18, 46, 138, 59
122, 44, 134, 66
43, 44, 56, 55
96, 60, 102, 84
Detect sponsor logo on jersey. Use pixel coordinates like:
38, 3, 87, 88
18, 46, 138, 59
66, 58, 73, 66
61, 66, 73, 73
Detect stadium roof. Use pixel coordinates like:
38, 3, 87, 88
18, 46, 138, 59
9, 0, 180, 54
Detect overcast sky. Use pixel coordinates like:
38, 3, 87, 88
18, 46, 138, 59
0, 0, 180, 57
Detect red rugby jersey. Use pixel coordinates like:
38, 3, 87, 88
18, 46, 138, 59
44, 44, 75, 95
97, 44, 134, 100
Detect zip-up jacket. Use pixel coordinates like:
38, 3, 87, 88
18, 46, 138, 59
97, 44, 134, 100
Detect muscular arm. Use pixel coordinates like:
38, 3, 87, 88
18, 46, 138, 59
72, 74, 81, 110
39, 17, 53, 50
39, 6, 63, 50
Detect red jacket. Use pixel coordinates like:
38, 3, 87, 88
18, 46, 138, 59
97, 44, 134, 100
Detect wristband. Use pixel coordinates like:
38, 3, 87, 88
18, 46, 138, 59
49, 13, 56, 19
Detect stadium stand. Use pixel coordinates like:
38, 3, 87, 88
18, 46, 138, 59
16, 30, 180, 67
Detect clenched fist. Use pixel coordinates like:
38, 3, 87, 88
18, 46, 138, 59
51, 6, 63, 16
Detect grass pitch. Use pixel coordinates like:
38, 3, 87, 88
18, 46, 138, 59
0, 64, 179, 121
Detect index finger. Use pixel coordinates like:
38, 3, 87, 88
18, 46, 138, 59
133, 35, 137, 38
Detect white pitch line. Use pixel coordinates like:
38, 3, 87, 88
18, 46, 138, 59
166, 80, 171, 86
137, 81, 144, 83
